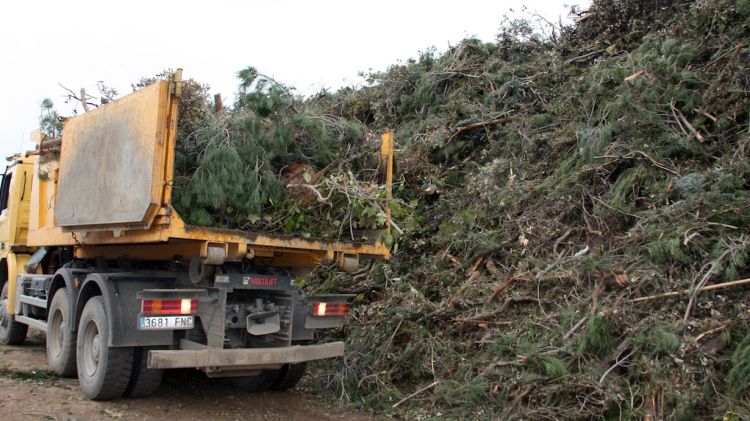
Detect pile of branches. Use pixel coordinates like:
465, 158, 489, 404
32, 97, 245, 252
301, 0, 750, 418
142, 69, 391, 241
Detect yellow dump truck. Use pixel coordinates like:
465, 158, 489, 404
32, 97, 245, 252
0, 70, 392, 400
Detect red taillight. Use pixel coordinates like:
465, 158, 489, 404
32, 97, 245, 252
312, 302, 350, 317
141, 299, 198, 315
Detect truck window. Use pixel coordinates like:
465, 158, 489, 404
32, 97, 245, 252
0, 172, 11, 212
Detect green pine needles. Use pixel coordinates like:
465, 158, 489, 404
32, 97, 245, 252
168, 67, 381, 240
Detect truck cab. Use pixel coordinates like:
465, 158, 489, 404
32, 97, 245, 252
0, 156, 40, 346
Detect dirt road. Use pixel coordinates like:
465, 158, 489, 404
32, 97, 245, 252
0, 331, 379, 421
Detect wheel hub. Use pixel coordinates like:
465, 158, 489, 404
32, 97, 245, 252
49, 309, 64, 356
82, 321, 101, 377
92, 334, 101, 363
57, 320, 65, 345
0, 298, 9, 329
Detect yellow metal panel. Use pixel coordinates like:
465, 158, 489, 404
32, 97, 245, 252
28, 158, 56, 234
0, 160, 33, 248
6, 253, 16, 313
75, 242, 202, 261
55, 81, 170, 230
6, 253, 34, 315
380, 131, 394, 233
73, 242, 326, 267
160, 69, 181, 206
13, 162, 34, 245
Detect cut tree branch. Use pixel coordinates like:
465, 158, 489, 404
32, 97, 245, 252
285, 183, 330, 204
448, 112, 511, 142
630, 277, 750, 303
392, 381, 440, 408
80, 88, 90, 112
671, 102, 705, 142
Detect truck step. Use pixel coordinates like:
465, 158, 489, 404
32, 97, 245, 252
15, 315, 47, 332
17, 295, 47, 309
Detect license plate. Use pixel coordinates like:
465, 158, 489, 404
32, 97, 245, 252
139, 315, 194, 330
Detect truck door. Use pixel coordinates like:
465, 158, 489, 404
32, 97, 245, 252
0, 166, 14, 248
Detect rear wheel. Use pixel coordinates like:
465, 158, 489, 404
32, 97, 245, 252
76, 296, 133, 400
227, 369, 278, 391
124, 347, 163, 398
0, 282, 27, 345
47, 288, 77, 377
271, 362, 307, 390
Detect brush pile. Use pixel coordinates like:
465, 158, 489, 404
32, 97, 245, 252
135, 69, 390, 241
301, 0, 750, 418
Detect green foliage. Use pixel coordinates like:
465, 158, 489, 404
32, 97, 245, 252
633, 326, 680, 356
647, 230, 691, 264
301, 1, 750, 417
737, 0, 750, 15
727, 331, 750, 400
133, 69, 211, 145
606, 164, 652, 213
292, 1, 750, 418
434, 378, 489, 406
39, 98, 62, 138
528, 354, 568, 379
577, 314, 617, 358
166, 66, 384, 239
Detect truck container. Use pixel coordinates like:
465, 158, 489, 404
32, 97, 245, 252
0, 70, 393, 399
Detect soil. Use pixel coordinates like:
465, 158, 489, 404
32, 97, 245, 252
0, 331, 382, 421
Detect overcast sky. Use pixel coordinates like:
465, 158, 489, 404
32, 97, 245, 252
0, 0, 589, 159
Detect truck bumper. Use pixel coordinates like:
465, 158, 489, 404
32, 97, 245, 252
147, 341, 345, 370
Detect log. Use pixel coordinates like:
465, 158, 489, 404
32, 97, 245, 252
214, 93, 223, 113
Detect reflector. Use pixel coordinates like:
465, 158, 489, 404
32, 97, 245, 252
312, 302, 350, 317
142, 299, 198, 315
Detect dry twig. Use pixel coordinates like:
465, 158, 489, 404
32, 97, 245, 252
631, 277, 750, 303
392, 381, 440, 408
448, 113, 511, 142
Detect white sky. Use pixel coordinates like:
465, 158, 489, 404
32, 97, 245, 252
0, 0, 589, 159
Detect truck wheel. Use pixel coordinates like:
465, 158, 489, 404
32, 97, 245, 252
124, 347, 163, 398
76, 296, 133, 400
47, 288, 77, 377
0, 282, 28, 345
271, 362, 307, 390
227, 370, 277, 391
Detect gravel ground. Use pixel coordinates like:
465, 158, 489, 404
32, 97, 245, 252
0, 331, 381, 421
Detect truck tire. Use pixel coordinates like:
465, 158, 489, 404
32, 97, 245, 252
124, 347, 163, 398
271, 362, 307, 390
47, 288, 77, 377
0, 282, 28, 345
76, 296, 134, 400
227, 370, 278, 391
